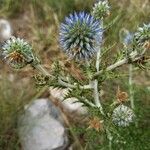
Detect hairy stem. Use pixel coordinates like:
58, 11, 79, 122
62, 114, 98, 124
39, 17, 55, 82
92, 79, 104, 114
93, 50, 143, 78
96, 48, 101, 72
129, 64, 134, 109
58, 77, 92, 89
92, 20, 104, 114
34, 64, 92, 89
96, 18, 103, 72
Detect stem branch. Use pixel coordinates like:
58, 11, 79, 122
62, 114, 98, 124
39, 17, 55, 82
93, 51, 144, 78
129, 64, 134, 109
34, 64, 92, 89
92, 80, 104, 114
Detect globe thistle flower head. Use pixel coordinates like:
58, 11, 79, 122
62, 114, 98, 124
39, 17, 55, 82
92, 0, 110, 19
112, 104, 135, 127
134, 23, 150, 47
123, 32, 133, 46
1, 36, 34, 69
59, 12, 103, 60
119, 29, 133, 46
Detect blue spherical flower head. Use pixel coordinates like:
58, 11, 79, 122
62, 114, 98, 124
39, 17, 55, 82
59, 12, 103, 60
123, 32, 133, 46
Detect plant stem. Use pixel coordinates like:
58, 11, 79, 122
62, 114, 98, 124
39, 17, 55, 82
92, 79, 104, 114
92, 21, 104, 114
34, 64, 92, 89
58, 77, 92, 89
106, 128, 113, 150
96, 18, 103, 72
129, 64, 134, 109
93, 50, 141, 78
96, 47, 101, 72
94, 47, 148, 78
34, 64, 51, 76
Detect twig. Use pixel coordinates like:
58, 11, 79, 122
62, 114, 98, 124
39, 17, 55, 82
129, 64, 134, 109
58, 77, 92, 89
96, 46, 101, 72
92, 21, 104, 114
34, 64, 92, 90
92, 79, 104, 114
93, 51, 144, 78
84, 99, 96, 107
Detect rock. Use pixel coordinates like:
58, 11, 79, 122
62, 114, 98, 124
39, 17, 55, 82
18, 99, 68, 150
49, 88, 87, 115
0, 19, 12, 42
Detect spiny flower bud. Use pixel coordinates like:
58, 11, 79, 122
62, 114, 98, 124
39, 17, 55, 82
92, 0, 110, 19
1, 37, 35, 69
59, 12, 103, 60
134, 23, 150, 48
112, 104, 135, 127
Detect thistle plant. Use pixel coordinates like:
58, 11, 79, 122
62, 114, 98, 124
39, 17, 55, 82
0, 0, 149, 149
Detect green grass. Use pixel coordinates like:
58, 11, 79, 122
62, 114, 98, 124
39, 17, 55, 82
0, 71, 36, 149
0, 0, 149, 149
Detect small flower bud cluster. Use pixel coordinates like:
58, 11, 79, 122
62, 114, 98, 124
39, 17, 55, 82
1, 37, 35, 69
134, 23, 150, 49
112, 104, 135, 127
92, 0, 110, 19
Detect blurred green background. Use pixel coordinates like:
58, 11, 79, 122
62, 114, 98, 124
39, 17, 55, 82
0, 0, 149, 149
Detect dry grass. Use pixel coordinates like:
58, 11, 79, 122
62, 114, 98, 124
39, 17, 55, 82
0, 0, 149, 149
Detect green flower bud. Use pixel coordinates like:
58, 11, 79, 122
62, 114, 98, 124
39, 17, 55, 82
112, 104, 135, 127
92, 0, 110, 19
1, 36, 37, 69
134, 23, 150, 48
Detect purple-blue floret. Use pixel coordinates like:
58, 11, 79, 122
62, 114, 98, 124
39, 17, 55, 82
59, 12, 103, 60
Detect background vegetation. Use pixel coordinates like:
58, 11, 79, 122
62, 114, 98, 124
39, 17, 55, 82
0, 0, 149, 149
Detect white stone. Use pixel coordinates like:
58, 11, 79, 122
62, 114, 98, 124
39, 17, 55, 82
0, 19, 12, 42
49, 88, 87, 115
18, 99, 68, 150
